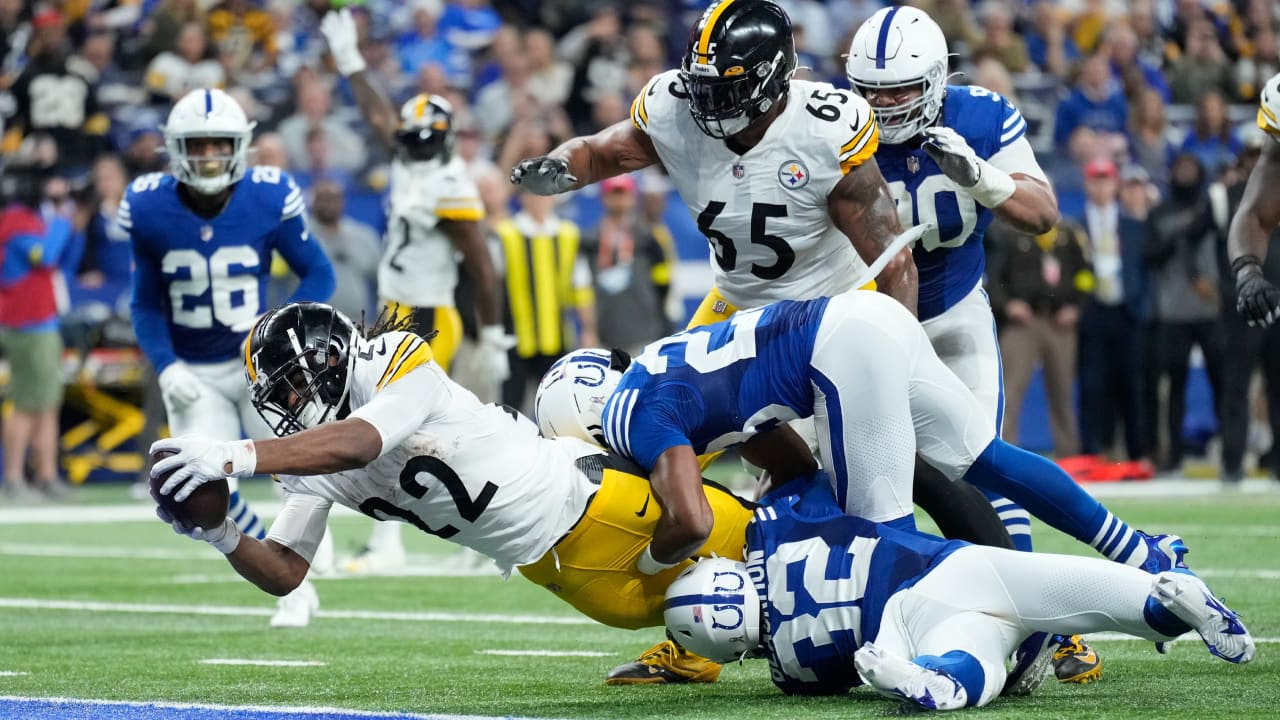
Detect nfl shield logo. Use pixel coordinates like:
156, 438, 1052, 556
732, 162, 745, 180
907, 156, 920, 174
200, 225, 214, 242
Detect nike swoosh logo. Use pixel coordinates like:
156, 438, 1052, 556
635, 494, 650, 517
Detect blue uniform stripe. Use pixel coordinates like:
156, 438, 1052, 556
874, 6, 902, 69
204, 89, 213, 115
665, 593, 746, 609
809, 367, 849, 511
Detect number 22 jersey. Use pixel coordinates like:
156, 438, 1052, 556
631, 70, 878, 309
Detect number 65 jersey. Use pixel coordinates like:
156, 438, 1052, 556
631, 70, 878, 309
269, 331, 601, 574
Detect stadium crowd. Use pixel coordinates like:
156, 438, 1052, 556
0, 0, 1278, 499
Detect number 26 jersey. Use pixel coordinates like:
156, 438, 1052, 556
631, 70, 878, 309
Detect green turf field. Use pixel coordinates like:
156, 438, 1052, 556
0, 481, 1277, 718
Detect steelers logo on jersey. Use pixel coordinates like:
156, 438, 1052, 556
777, 160, 810, 190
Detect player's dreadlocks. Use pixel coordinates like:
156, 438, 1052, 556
359, 306, 439, 343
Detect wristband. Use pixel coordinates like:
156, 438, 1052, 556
637, 545, 681, 575
205, 518, 242, 554
968, 159, 1017, 208
1232, 254, 1264, 277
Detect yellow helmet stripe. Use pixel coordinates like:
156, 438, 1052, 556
243, 316, 263, 383
697, 0, 737, 58
1260, 103, 1279, 131
414, 94, 430, 120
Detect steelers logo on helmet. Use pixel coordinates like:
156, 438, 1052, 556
845, 6, 950, 145
397, 94, 456, 163
680, 0, 797, 139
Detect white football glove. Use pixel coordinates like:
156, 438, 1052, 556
921, 126, 1016, 208
151, 436, 257, 502
158, 362, 202, 410
510, 156, 577, 195
320, 8, 367, 76
636, 545, 681, 575
478, 325, 515, 384
156, 506, 242, 554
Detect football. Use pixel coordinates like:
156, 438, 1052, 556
150, 449, 230, 531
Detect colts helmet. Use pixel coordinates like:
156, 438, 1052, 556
161, 88, 256, 194
397, 93, 456, 163
244, 302, 360, 437
681, 0, 797, 139
664, 558, 761, 664
533, 349, 622, 446
845, 6, 949, 145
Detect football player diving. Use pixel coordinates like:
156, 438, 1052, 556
512, 0, 1017, 684
124, 88, 336, 628
147, 302, 753, 635
1228, 72, 1280, 328
319, 7, 512, 573
663, 480, 1252, 712
843, 7, 1099, 682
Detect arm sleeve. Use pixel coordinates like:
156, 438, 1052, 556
265, 488, 333, 564
349, 365, 446, 458
275, 212, 336, 304
987, 136, 1049, 184
128, 226, 179, 373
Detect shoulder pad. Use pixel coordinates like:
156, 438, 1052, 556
631, 69, 688, 135
795, 82, 879, 173
356, 331, 435, 393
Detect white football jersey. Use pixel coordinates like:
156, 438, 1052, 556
378, 156, 485, 308
631, 69, 878, 308
1259, 72, 1280, 138
273, 331, 601, 573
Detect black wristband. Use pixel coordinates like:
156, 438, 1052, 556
1232, 254, 1264, 276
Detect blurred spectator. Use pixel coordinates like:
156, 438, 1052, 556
1234, 23, 1279, 102
561, 6, 628, 135
1179, 90, 1242, 178
1102, 23, 1170, 101
75, 154, 133, 308
397, 0, 470, 84
1211, 133, 1280, 483
524, 27, 571, 108
1053, 52, 1129, 150
70, 31, 141, 114
911, 0, 980, 57
1127, 0, 1170, 68
472, 27, 532, 140
986, 217, 1092, 456
581, 174, 672, 357
970, 0, 1028, 74
1076, 158, 1152, 460
1168, 19, 1234, 104
277, 76, 367, 174
253, 131, 288, 168
0, 148, 82, 501
1023, 1, 1079, 79
0, 0, 32, 82
435, 0, 502, 53
121, 125, 167, 177
493, 189, 597, 414
1070, 0, 1112, 55
144, 21, 226, 105
1145, 152, 1223, 471
1128, 87, 1175, 192
305, 179, 380, 321
971, 55, 1018, 103
4, 8, 109, 170
138, 0, 205, 62
624, 23, 665, 95
206, 0, 278, 79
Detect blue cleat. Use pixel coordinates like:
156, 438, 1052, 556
1138, 532, 1191, 575
1003, 632, 1054, 696
1153, 573, 1255, 664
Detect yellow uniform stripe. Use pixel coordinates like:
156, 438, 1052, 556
841, 113, 874, 155
376, 335, 417, 386
1259, 106, 1280, 135
435, 207, 485, 221
378, 341, 434, 389
244, 316, 264, 383
840, 123, 881, 174
697, 0, 736, 57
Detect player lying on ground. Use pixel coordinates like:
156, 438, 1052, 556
147, 301, 753, 636
665, 479, 1253, 711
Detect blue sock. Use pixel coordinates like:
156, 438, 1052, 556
1143, 595, 1193, 637
963, 440, 1149, 566
985, 492, 1033, 551
916, 651, 983, 707
228, 490, 267, 540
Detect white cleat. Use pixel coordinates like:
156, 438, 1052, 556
1153, 572, 1255, 664
343, 543, 407, 575
854, 642, 968, 711
270, 579, 319, 628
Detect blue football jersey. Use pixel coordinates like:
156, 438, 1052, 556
747, 480, 965, 695
878, 85, 1027, 320
122, 167, 327, 369
602, 298, 830, 469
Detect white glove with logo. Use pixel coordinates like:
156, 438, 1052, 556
510, 156, 578, 195
478, 325, 516, 384
151, 436, 257, 502
921, 126, 1016, 208
320, 8, 367, 76
156, 505, 242, 554
158, 362, 202, 410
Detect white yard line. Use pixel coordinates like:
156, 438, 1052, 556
0, 696, 554, 720
0, 672, 29, 677
476, 650, 614, 657
200, 659, 327, 667
0, 597, 596, 626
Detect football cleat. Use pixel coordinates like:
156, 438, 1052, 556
854, 643, 968, 711
270, 579, 319, 628
604, 639, 722, 685
343, 543, 407, 575
1052, 635, 1102, 684
1138, 532, 1192, 575
1003, 631, 1054, 696
1153, 573, 1255, 664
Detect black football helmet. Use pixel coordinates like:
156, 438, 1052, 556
244, 302, 359, 437
680, 0, 796, 139
396, 93, 456, 163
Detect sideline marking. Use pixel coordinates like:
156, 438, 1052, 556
476, 650, 614, 657
201, 659, 328, 667
0, 597, 596, 626
0, 672, 29, 677
0, 696, 553, 720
